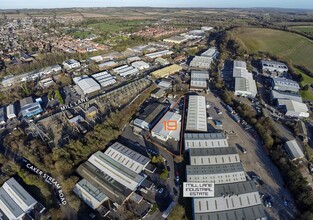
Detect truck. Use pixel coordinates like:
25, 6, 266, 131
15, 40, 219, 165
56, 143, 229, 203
231, 114, 240, 123
226, 105, 234, 114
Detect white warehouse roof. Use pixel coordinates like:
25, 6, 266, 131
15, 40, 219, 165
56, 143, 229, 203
131, 61, 150, 70
73, 76, 101, 95
277, 99, 309, 118
285, 140, 304, 160
186, 95, 207, 132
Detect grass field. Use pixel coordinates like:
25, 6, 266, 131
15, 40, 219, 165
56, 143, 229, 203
289, 26, 313, 33
88, 20, 147, 32
234, 28, 313, 73
295, 68, 313, 101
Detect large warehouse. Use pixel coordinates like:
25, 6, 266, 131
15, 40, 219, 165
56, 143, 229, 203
261, 60, 288, 74
91, 71, 116, 88
277, 99, 309, 118
184, 132, 228, 150
73, 75, 101, 95
151, 111, 181, 142
190, 70, 210, 91
271, 90, 303, 103
193, 181, 266, 220
186, 95, 207, 132
186, 163, 246, 184
189, 56, 213, 69
151, 64, 182, 78
189, 147, 240, 165
200, 47, 219, 59
271, 77, 300, 93
233, 61, 257, 98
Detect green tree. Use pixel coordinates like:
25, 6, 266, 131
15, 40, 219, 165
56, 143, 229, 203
168, 204, 186, 220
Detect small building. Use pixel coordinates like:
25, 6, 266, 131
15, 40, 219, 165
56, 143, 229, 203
157, 79, 172, 89
131, 61, 150, 70
277, 99, 309, 118
151, 88, 165, 99
155, 58, 170, 66
200, 47, 219, 59
271, 77, 300, 93
189, 56, 213, 69
62, 59, 80, 70
98, 61, 118, 70
73, 75, 101, 95
73, 178, 108, 210
39, 77, 55, 88
261, 60, 288, 74
151, 64, 182, 78
186, 95, 207, 132
190, 70, 210, 91
163, 36, 188, 44
151, 111, 181, 142
0, 107, 5, 125
6, 104, 16, 119
89, 55, 103, 63
127, 56, 141, 63
285, 140, 304, 160
184, 133, 228, 150
20, 97, 43, 118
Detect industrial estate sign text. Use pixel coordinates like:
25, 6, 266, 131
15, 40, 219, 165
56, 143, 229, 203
183, 182, 214, 197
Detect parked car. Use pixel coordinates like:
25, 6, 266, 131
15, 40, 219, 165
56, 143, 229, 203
158, 188, 164, 194
264, 196, 272, 208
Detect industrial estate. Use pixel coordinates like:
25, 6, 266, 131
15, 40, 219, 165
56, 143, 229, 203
0, 5, 312, 220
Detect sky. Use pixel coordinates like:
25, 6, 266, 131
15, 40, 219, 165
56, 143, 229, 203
0, 0, 312, 9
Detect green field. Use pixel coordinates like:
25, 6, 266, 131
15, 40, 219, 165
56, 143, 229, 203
88, 20, 148, 33
234, 28, 313, 73
289, 26, 313, 33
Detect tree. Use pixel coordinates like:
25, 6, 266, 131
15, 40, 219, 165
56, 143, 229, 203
168, 204, 186, 220
160, 169, 169, 181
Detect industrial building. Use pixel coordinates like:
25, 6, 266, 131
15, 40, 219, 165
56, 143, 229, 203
277, 99, 309, 118
151, 64, 182, 78
271, 77, 300, 93
200, 47, 219, 59
104, 142, 150, 174
62, 59, 80, 70
157, 79, 172, 89
131, 61, 150, 70
189, 56, 213, 69
150, 88, 165, 99
20, 97, 43, 118
185, 95, 207, 132
270, 90, 303, 103
261, 60, 288, 74
98, 60, 118, 70
233, 61, 257, 98
184, 133, 229, 150
91, 71, 116, 88
88, 151, 146, 191
189, 70, 210, 91
193, 181, 266, 220
73, 75, 101, 95
112, 65, 139, 78
155, 58, 170, 66
145, 50, 174, 59
285, 140, 305, 160
127, 56, 141, 63
6, 104, 16, 119
0, 107, 5, 125
163, 36, 188, 44
189, 147, 240, 165
73, 179, 108, 210
133, 102, 168, 131
186, 163, 246, 184
0, 178, 40, 220
151, 111, 181, 142
89, 55, 103, 63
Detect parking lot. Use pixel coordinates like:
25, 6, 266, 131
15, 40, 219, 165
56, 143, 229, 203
203, 92, 299, 220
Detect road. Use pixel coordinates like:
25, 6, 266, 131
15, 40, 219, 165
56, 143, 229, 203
205, 92, 299, 220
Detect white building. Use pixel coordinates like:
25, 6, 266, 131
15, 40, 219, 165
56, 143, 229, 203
151, 111, 181, 142
145, 50, 173, 59
285, 140, 305, 160
131, 61, 150, 70
233, 61, 257, 98
271, 77, 300, 93
62, 59, 80, 70
104, 142, 150, 174
73, 75, 101, 95
88, 151, 146, 191
261, 60, 288, 74
189, 147, 240, 165
89, 55, 103, 63
163, 36, 188, 44
98, 61, 118, 70
113, 65, 139, 77
73, 179, 108, 210
190, 70, 210, 91
6, 104, 16, 119
277, 99, 309, 118
190, 56, 213, 69
201, 47, 219, 59
91, 71, 116, 88
270, 90, 302, 103
186, 95, 207, 132
184, 133, 228, 150
186, 163, 246, 184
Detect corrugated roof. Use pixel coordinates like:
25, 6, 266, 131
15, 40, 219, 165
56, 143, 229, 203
186, 95, 207, 132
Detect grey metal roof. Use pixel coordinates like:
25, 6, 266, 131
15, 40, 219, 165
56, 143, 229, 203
186, 163, 244, 175
76, 161, 132, 205
272, 77, 300, 90
213, 180, 257, 197
271, 90, 302, 103
20, 97, 33, 107
233, 60, 247, 69
285, 140, 304, 160
194, 204, 267, 220
186, 95, 207, 132
185, 132, 226, 140
76, 179, 107, 202
138, 103, 167, 124
0, 187, 24, 218
190, 147, 238, 157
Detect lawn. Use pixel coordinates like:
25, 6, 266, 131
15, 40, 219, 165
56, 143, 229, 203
88, 20, 148, 33
234, 28, 313, 73
295, 68, 313, 86
299, 90, 313, 101
289, 26, 313, 33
